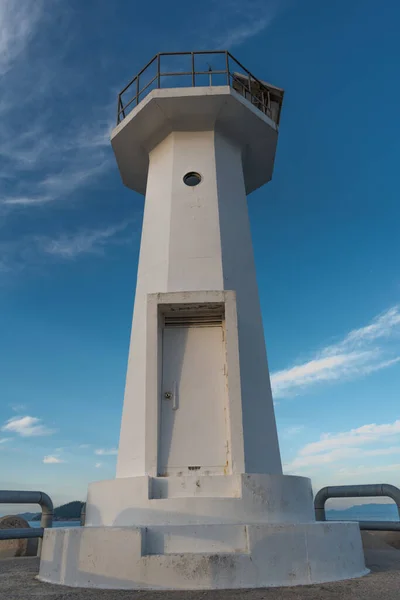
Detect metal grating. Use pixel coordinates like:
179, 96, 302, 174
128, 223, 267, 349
164, 314, 222, 328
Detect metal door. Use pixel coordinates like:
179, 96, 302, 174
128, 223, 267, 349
159, 324, 228, 476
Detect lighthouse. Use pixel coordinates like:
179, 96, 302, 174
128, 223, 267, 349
39, 51, 367, 589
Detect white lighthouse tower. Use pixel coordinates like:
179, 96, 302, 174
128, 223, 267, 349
39, 51, 367, 589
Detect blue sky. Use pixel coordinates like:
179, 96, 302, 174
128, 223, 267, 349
1, 0, 400, 514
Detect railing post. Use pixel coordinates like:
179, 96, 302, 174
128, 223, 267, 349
225, 51, 230, 86
38, 492, 53, 556
191, 52, 195, 87
80, 503, 86, 526
157, 53, 161, 89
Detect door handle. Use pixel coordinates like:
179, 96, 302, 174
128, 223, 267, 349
164, 381, 178, 410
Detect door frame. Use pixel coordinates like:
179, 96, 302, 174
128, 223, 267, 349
144, 291, 245, 477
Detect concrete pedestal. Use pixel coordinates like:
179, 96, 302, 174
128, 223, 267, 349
38, 474, 368, 589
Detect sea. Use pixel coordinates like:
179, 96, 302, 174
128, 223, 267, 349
29, 520, 81, 528
326, 503, 399, 521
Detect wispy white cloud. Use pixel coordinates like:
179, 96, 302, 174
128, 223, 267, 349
343, 307, 400, 345
0, 438, 10, 444
281, 425, 304, 437
286, 446, 400, 471
0, 2, 125, 284
44, 221, 133, 259
205, 0, 287, 49
2, 416, 55, 437
95, 462, 103, 468
0, 0, 43, 75
1, 136, 113, 207
79, 444, 90, 449
300, 420, 400, 456
284, 419, 400, 473
215, 16, 273, 49
0, 220, 135, 274
0, 3, 114, 210
95, 448, 118, 456
271, 306, 400, 399
43, 455, 65, 464
337, 463, 400, 477
9, 403, 27, 413
286, 447, 361, 470
363, 446, 400, 457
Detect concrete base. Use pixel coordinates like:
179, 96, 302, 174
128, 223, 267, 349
38, 522, 368, 589
84, 474, 316, 527
38, 475, 368, 589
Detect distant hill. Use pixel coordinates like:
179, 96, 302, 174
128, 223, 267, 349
16, 512, 40, 521
327, 503, 399, 521
28, 501, 84, 521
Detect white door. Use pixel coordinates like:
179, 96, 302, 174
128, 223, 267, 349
159, 325, 228, 476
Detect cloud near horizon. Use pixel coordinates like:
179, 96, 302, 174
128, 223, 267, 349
43, 455, 65, 464
271, 306, 400, 399
284, 418, 400, 473
94, 448, 118, 456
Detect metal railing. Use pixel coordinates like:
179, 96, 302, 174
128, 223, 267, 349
314, 484, 400, 531
80, 502, 86, 526
116, 50, 284, 126
0, 491, 53, 555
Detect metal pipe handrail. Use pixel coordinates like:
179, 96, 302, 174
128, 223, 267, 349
0, 490, 54, 555
0, 490, 54, 528
153, 69, 227, 76
116, 50, 283, 125
156, 50, 227, 56
120, 73, 159, 114
0, 528, 44, 540
120, 53, 158, 95
314, 484, 400, 523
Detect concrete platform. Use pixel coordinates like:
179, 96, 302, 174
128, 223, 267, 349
0, 538, 399, 600
37, 474, 367, 589
37, 522, 367, 589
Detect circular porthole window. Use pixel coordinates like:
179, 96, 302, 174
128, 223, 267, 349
183, 172, 202, 187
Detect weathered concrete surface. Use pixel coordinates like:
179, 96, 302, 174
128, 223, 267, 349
37, 522, 367, 589
1, 544, 399, 600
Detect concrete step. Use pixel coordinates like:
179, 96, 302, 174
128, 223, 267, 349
144, 524, 248, 555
